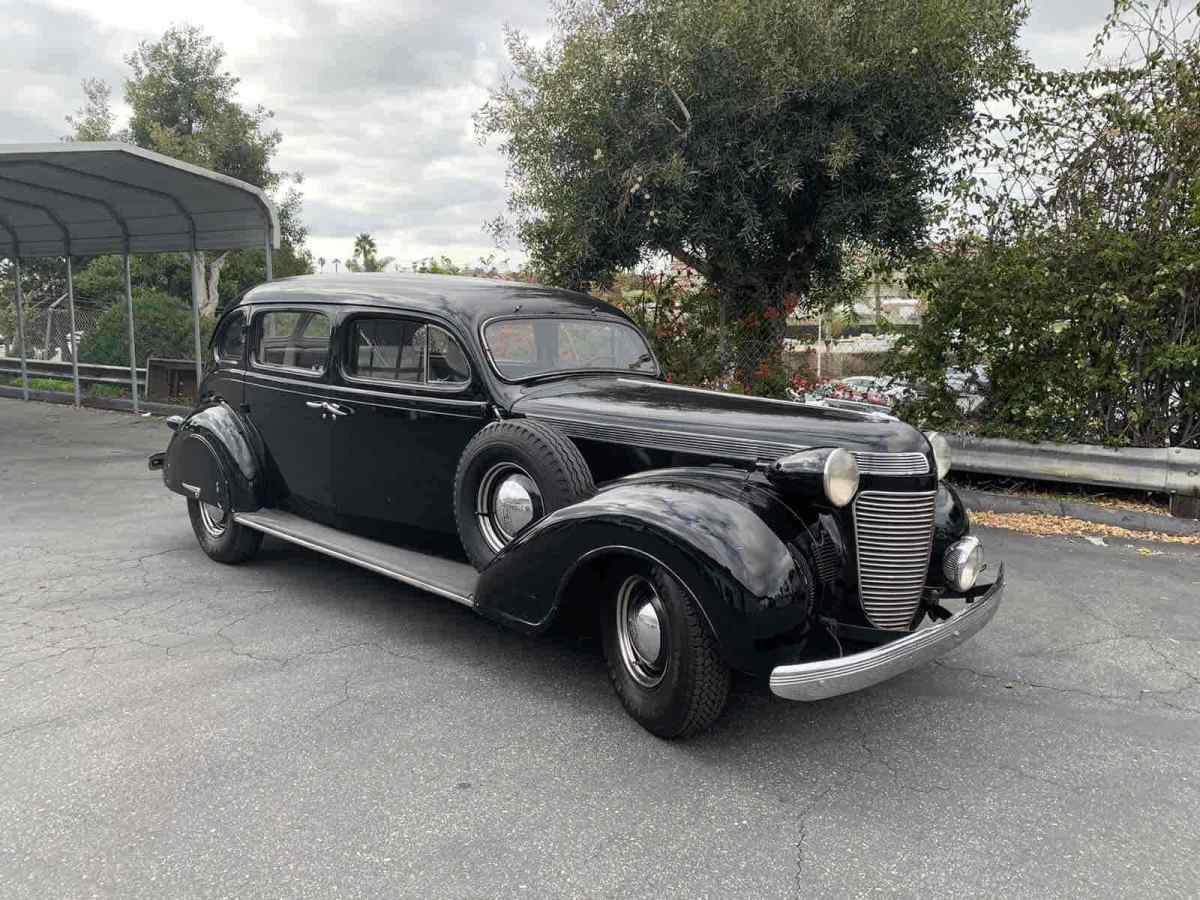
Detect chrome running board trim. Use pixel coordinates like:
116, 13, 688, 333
234, 509, 477, 607
769, 566, 1004, 701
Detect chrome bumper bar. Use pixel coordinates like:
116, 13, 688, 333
769, 565, 1005, 701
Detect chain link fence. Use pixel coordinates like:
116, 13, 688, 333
11, 294, 107, 363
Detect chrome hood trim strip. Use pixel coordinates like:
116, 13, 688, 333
527, 413, 931, 471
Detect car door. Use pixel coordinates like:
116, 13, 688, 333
330, 311, 490, 535
243, 306, 336, 519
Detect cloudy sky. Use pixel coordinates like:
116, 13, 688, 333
0, 0, 1118, 270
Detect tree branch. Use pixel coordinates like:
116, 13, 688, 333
671, 246, 712, 279
667, 85, 696, 127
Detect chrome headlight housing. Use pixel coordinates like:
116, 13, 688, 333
822, 448, 860, 508
943, 536, 983, 592
924, 431, 952, 480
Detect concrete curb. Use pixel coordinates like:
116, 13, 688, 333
957, 486, 1200, 537
0, 386, 189, 417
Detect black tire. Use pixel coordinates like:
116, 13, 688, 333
187, 498, 263, 564
601, 561, 731, 739
454, 419, 595, 569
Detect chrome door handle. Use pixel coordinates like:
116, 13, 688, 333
325, 402, 351, 417
305, 400, 325, 409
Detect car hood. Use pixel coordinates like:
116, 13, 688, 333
510, 376, 930, 459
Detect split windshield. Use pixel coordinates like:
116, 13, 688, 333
484, 317, 658, 381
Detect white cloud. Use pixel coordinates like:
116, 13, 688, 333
0, 0, 1119, 270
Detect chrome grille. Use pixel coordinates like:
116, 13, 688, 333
852, 451, 930, 476
853, 491, 937, 629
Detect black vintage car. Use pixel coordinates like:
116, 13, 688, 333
151, 273, 1003, 738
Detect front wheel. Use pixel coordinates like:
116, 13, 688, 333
187, 498, 263, 564
601, 562, 731, 738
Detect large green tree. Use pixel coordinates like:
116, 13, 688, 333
478, 0, 1023, 370
63, 25, 311, 315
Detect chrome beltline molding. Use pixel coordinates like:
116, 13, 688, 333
527, 413, 931, 473
769, 566, 1004, 701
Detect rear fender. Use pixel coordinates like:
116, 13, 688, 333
474, 471, 818, 673
162, 401, 265, 512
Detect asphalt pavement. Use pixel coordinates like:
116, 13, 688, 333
2, 398, 1198, 899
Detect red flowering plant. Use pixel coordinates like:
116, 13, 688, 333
604, 273, 824, 399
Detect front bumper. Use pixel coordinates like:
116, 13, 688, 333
769, 565, 1005, 701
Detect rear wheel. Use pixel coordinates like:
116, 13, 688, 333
187, 498, 263, 564
601, 561, 731, 738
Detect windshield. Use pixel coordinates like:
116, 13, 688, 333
484, 317, 658, 381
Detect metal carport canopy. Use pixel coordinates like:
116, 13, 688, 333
0, 141, 279, 257
0, 141, 280, 411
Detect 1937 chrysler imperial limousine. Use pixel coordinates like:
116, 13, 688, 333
150, 273, 1003, 737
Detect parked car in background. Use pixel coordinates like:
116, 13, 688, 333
150, 274, 1003, 738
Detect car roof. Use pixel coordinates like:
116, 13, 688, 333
238, 272, 633, 332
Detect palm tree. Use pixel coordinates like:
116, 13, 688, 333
332, 258, 340, 273
317, 256, 326, 273
353, 233, 378, 271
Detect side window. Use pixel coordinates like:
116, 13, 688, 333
213, 310, 245, 364
348, 319, 426, 382
255, 310, 331, 374
346, 318, 470, 386
427, 326, 470, 384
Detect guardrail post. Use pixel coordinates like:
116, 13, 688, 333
65, 254, 81, 407
13, 256, 29, 400
124, 253, 139, 413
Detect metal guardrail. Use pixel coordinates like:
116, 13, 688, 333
947, 434, 1200, 497
0, 358, 146, 389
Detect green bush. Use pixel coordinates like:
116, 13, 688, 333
79, 290, 214, 368
27, 377, 75, 392
889, 4, 1200, 450
892, 227, 1200, 448
86, 383, 129, 400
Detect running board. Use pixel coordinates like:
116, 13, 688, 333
234, 509, 478, 606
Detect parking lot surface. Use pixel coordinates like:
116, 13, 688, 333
2, 399, 1198, 899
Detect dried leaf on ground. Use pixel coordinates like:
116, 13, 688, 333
970, 510, 1200, 545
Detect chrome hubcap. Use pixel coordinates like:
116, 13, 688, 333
198, 499, 227, 537
476, 463, 543, 552
615, 574, 667, 688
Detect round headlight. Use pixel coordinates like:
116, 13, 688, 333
822, 449, 860, 507
924, 431, 952, 480
942, 536, 983, 592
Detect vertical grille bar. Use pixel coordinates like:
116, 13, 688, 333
853, 491, 937, 630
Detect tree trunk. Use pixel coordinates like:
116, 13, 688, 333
199, 251, 230, 318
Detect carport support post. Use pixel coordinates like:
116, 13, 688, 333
124, 253, 138, 413
190, 251, 204, 398
13, 256, 29, 400
264, 230, 273, 282
66, 254, 81, 407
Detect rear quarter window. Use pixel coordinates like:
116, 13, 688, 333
213, 310, 246, 365
255, 310, 331, 374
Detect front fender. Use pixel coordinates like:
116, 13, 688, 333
929, 482, 971, 586
474, 472, 818, 675
162, 400, 265, 512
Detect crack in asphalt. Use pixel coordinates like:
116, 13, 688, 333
933, 659, 1200, 715
792, 779, 839, 897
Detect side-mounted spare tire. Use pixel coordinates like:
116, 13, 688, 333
454, 419, 595, 569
